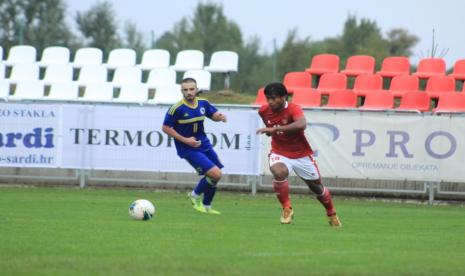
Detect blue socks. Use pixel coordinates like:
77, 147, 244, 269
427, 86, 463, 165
193, 176, 217, 206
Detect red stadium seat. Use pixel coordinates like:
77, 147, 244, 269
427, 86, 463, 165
376, 56, 411, 78
424, 75, 456, 99
316, 73, 347, 95
252, 87, 266, 105
283, 71, 312, 94
359, 91, 394, 110
341, 55, 375, 76
305, 54, 340, 75
396, 91, 431, 112
433, 93, 465, 113
352, 74, 383, 97
325, 90, 358, 108
448, 59, 465, 81
389, 75, 419, 98
291, 89, 321, 107
412, 58, 446, 79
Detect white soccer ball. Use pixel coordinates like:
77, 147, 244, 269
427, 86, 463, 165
129, 199, 155, 220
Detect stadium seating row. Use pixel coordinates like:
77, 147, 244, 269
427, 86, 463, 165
0, 45, 239, 73
0, 63, 211, 91
282, 72, 464, 98
252, 87, 465, 113
0, 80, 182, 104
304, 54, 465, 80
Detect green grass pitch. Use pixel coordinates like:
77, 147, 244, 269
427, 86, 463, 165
1, 187, 464, 275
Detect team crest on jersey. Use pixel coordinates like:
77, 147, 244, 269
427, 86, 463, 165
184, 112, 189, 117
200, 107, 205, 114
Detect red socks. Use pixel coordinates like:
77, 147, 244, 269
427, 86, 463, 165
316, 187, 336, 216
273, 179, 291, 209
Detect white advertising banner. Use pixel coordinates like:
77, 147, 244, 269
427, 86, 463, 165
303, 111, 465, 182
0, 103, 59, 167
59, 104, 261, 175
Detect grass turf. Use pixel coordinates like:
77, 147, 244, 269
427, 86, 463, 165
0, 187, 464, 275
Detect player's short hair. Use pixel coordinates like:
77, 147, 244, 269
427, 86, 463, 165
182, 77, 197, 85
264, 82, 288, 98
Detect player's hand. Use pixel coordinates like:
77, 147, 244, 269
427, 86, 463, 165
256, 127, 274, 136
216, 113, 227, 122
184, 137, 201, 147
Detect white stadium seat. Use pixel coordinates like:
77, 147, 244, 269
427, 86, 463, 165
42, 64, 74, 85
113, 83, 149, 104
72, 47, 103, 68
37, 46, 70, 67
146, 68, 177, 89
9, 80, 44, 100
76, 65, 108, 86
111, 67, 142, 88
0, 80, 10, 100
6, 63, 40, 84
170, 50, 204, 71
81, 82, 114, 102
105, 48, 137, 69
204, 51, 239, 73
150, 84, 182, 104
45, 82, 80, 101
5, 45, 37, 66
137, 49, 170, 70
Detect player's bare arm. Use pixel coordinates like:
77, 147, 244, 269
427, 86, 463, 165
211, 111, 227, 122
162, 125, 201, 148
256, 117, 306, 135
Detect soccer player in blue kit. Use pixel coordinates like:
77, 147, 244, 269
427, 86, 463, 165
162, 78, 227, 214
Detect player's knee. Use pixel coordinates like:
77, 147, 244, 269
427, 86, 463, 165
206, 167, 222, 182
271, 167, 288, 181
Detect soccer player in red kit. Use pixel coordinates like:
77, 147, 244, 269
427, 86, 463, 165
256, 82, 341, 227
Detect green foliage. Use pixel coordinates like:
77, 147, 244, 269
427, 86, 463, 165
0, 0, 73, 53
123, 21, 147, 62
75, 1, 121, 59
1, 187, 465, 275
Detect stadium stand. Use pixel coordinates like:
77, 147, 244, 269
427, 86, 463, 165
42, 64, 74, 85
170, 50, 204, 71
291, 88, 321, 107
325, 89, 358, 108
9, 80, 44, 100
76, 65, 108, 86
352, 74, 383, 97
340, 55, 375, 76
252, 87, 266, 105
5, 63, 40, 84
45, 82, 80, 101
183, 69, 212, 91
104, 48, 137, 69
72, 47, 103, 68
305, 54, 340, 76
0, 62, 5, 79
433, 93, 465, 113
113, 83, 149, 104
136, 49, 170, 70
388, 75, 419, 98
448, 59, 465, 81
5, 45, 37, 66
283, 71, 312, 94
150, 84, 183, 104
376, 56, 411, 78
316, 73, 347, 95
396, 91, 431, 112
412, 58, 446, 79
80, 82, 114, 102
37, 46, 70, 67
359, 91, 394, 110
146, 68, 177, 89
424, 75, 456, 99
111, 66, 142, 88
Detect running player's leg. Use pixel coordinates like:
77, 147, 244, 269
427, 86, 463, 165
269, 153, 293, 224
202, 149, 223, 214
293, 155, 341, 227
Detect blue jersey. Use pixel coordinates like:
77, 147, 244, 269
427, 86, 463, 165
163, 98, 218, 157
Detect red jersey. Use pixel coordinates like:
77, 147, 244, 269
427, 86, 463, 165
258, 102, 313, 158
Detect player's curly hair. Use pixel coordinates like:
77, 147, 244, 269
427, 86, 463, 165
264, 82, 288, 97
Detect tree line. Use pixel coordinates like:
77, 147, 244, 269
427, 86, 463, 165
0, 0, 418, 93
